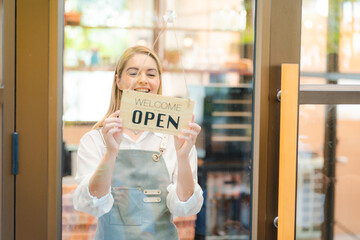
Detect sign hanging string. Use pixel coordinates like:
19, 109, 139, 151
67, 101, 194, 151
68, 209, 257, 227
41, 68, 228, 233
129, 10, 191, 101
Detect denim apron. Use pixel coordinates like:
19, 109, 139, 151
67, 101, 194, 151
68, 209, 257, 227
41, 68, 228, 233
94, 135, 179, 240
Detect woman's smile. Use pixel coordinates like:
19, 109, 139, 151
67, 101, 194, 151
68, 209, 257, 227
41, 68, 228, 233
134, 87, 151, 93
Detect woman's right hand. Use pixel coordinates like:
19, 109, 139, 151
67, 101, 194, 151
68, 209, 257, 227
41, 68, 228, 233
101, 110, 123, 155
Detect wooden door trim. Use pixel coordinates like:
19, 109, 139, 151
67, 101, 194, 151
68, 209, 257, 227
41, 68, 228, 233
277, 64, 299, 239
252, 0, 271, 238
2, 0, 16, 239
48, 0, 64, 239
16, 0, 63, 239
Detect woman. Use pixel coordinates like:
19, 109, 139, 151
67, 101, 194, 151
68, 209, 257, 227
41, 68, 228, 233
73, 45, 204, 239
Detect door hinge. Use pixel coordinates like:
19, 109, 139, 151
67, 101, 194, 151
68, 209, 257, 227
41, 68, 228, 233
12, 132, 18, 175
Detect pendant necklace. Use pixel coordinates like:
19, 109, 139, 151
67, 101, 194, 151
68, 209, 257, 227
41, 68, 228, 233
133, 130, 140, 135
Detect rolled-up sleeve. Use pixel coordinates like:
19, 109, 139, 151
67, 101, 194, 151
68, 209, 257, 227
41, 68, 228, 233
72, 131, 114, 218
166, 146, 204, 217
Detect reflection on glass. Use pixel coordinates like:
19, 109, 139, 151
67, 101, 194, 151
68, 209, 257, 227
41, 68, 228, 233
296, 104, 360, 239
63, 71, 113, 121
301, 0, 360, 84
165, 0, 251, 31
62, 0, 255, 239
0, 0, 3, 87
301, 0, 328, 72
339, 1, 360, 73
206, 171, 251, 236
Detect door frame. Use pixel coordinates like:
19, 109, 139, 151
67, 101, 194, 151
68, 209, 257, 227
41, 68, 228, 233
253, 0, 360, 239
252, 0, 302, 239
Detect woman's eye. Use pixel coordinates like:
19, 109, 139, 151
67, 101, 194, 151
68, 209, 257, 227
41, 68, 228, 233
129, 72, 138, 76
147, 71, 157, 77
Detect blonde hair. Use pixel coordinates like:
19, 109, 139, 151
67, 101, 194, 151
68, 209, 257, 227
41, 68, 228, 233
93, 45, 162, 129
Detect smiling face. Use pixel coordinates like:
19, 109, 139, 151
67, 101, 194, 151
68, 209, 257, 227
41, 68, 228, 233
116, 53, 161, 94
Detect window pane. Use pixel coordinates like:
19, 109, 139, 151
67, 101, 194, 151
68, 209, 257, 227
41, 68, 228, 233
300, 0, 328, 73
301, 0, 360, 85
296, 104, 360, 239
339, 1, 360, 73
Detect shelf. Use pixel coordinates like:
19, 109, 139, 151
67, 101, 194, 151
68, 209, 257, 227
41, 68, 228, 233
212, 123, 251, 129
201, 83, 253, 88
201, 161, 250, 170
206, 236, 249, 240
212, 111, 252, 117
213, 99, 252, 104
64, 66, 115, 72
211, 136, 251, 142
64, 66, 253, 76
65, 24, 244, 34
163, 67, 252, 76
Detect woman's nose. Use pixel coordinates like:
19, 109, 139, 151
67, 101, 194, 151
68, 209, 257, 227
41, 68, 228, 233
138, 72, 148, 83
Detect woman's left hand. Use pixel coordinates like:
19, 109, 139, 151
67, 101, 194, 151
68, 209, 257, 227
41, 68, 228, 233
174, 121, 201, 160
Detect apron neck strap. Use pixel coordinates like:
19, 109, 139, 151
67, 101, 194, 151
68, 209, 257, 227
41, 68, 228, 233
159, 134, 168, 152
152, 134, 169, 162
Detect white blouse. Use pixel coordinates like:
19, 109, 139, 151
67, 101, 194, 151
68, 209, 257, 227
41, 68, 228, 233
73, 129, 204, 218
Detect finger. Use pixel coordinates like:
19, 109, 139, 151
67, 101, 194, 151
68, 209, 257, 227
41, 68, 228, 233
108, 110, 120, 118
177, 134, 191, 141
108, 127, 122, 135
174, 134, 186, 143
103, 122, 122, 129
189, 122, 201, 133
192, 114, 195, 123
174, 135, 187, 148
181, 129, 198, 137
102, 122, 122, 133
103, 118, 122, 128
109, 130, 123, 144
104, 116, 122, 123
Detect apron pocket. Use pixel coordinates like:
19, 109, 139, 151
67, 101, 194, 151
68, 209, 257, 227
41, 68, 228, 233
142, 196, 171, 224
109, 187, 143, 226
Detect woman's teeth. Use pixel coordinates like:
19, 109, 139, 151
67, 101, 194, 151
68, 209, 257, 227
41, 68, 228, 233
135, 89, 150, 93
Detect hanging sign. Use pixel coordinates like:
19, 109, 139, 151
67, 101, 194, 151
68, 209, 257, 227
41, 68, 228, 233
119, 90, 194, 135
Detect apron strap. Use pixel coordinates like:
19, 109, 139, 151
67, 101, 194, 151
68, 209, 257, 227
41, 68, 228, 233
152, 134, 169, 162
159, 134, 168, 152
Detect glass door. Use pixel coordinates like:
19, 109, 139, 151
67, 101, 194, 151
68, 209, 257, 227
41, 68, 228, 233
276, 0, 360, 239
295, 0, 360, 239
61, 0, 256, 239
